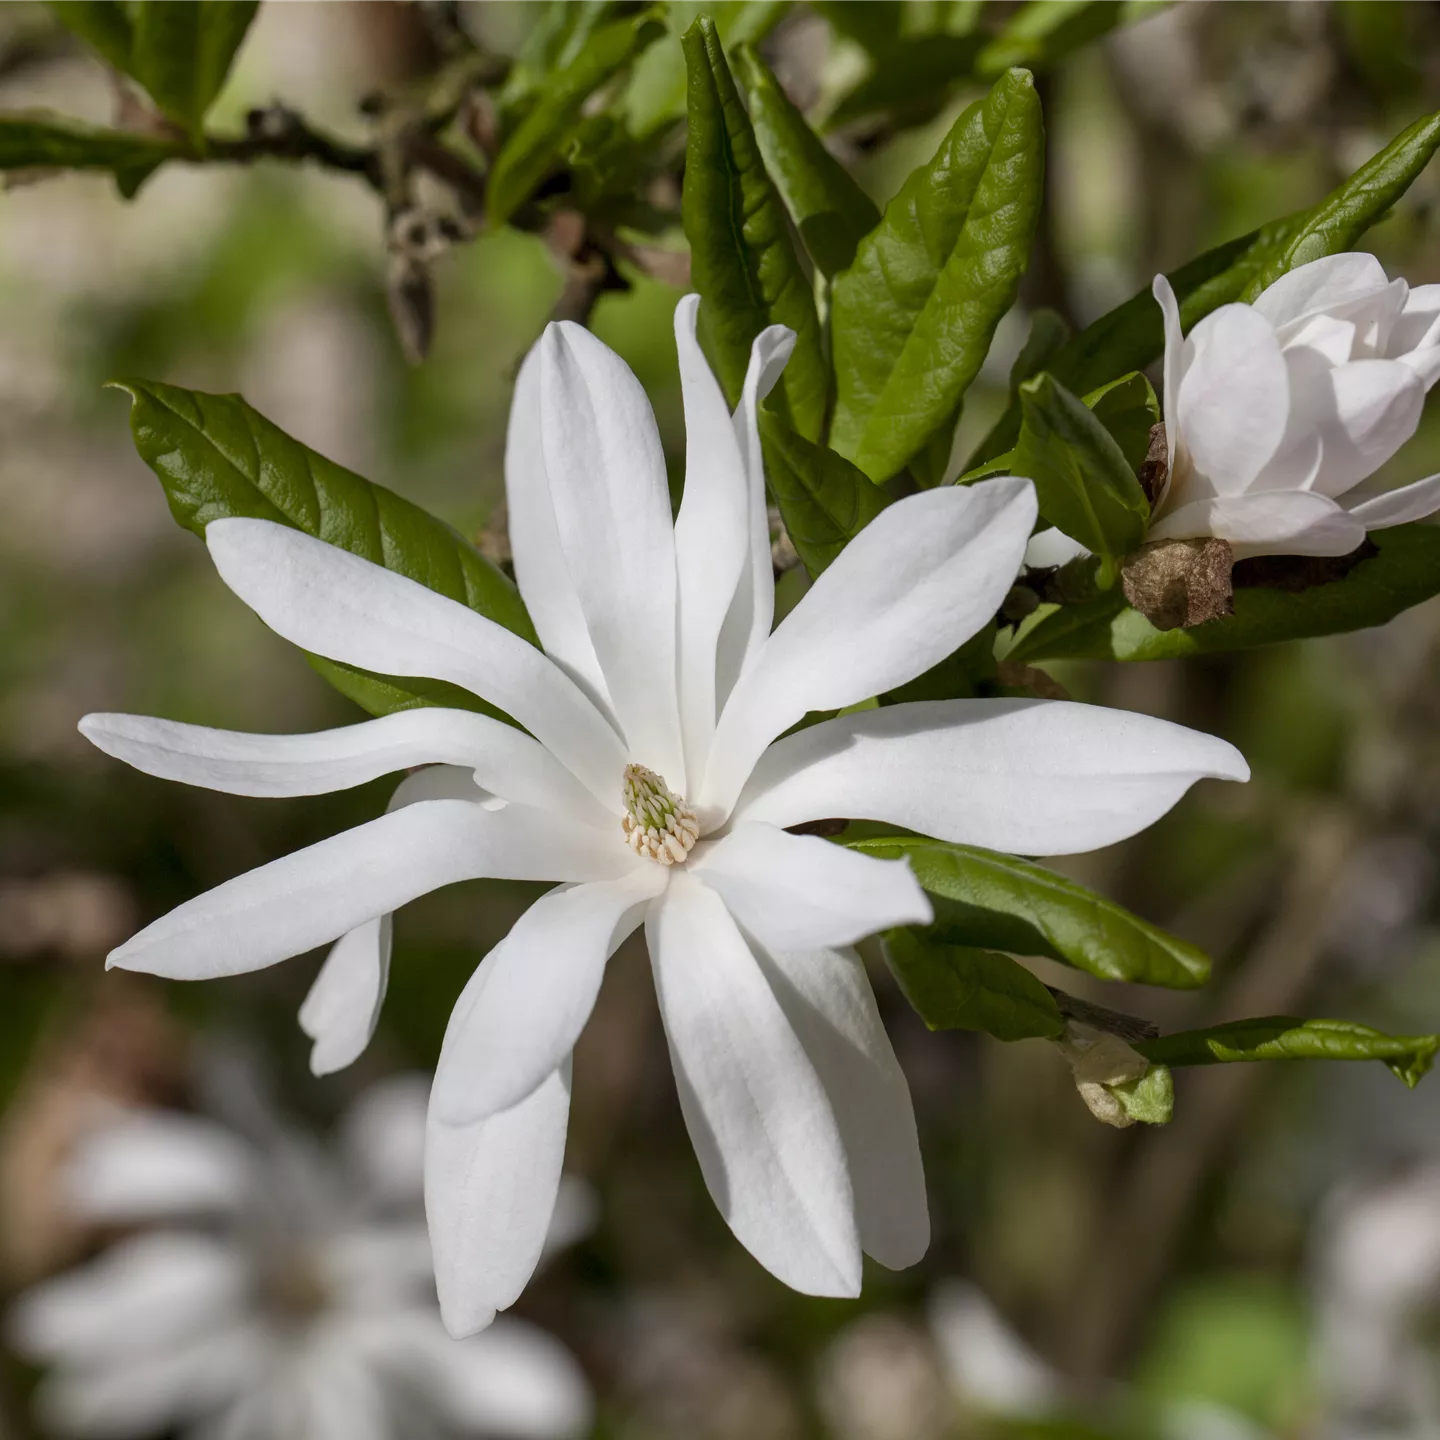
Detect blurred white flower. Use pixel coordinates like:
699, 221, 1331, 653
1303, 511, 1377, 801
1150, 253, 1440, 558
927, 1281, 1060, 1420
79, 295, 1245, 1328
8, 1076, 593, 1440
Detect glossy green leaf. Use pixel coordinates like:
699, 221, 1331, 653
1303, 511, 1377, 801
830, 68, 1043, 482
883, 928, 1065, 1042
733, 44, 880, 278
487, 10, 665, 228
114, 379, 535, 719
850, 837, 1211, 988
499, 0, 620, 127
1083, 371, 1159, 473
977, 0, 1130, 78
48, 1, 135, 72
0, 113, 184, 196
759, 414, 892, 576
825, 34, 986, 129
1137, 1018, 1440, 1088
623, 1, 788, 139
1011, 523, 1440, 663
128, 1, 258, 140
681, 16, 828, 440
1014, 372, 1149, 561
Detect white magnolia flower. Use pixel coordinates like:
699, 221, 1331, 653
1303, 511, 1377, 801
79, 297, 1246, 1330
8, 1077, 593, 1440
1150, 252, 1440, 557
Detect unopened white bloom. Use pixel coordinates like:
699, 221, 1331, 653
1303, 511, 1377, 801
7, 1078, 593, 1440
1151, 252, 1440, 557
79, 296, 1246, 1331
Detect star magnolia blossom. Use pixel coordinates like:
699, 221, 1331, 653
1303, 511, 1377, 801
1150, 251, 1440, 557
8, 1078, 593, 1440
80, 296, 1247, 1333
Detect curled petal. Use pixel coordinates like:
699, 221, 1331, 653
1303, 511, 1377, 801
1346, 472, 1440, 530
1147, 489, 1366, 559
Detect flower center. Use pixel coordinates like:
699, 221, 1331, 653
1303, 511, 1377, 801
622, 764, 699, 866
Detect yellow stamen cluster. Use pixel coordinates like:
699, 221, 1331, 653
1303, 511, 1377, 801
622, 764, 700, 865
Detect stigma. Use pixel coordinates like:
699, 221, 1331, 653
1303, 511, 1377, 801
622, 764, 700, 865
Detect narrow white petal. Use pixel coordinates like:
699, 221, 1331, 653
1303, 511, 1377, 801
9, 1234, 246, 1361
107, 800, 627, 980
1308, 359, 1425, 498
1175, 304, 1290, 494
371, 1311, 593, 1440
431, 866, 664, 1124
1147, 489, 1366, 558
1346, 472, 1440, 529
1252, 252, 1390, 330
1400, 345, 1440, 390
701, 477, 1037, 819
691, 822, 931, 951
716, 323, 797, 705
297, 765, 510, 1078
1388, 283, 1440, 358
646, 874, 861, 1297
426, 1058, 573, 1335
758, 944, 929, 1270
205, 518, 625, 806
1024, 528, 1091, 569
673, 295, 753, 781
733, 699, 1249, 855
79, 707, 609, 823
539, 322, 684, 785
64, 1113, 256, 1222
505, 341, 614, 716
1153, 274, 1184, 478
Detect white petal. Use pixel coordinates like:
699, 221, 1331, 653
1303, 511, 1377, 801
78, 707, 609, 823
426, 1059, 572, 1336
929, 1281, 1062, 1414
107, 800, 627, 980
205, 518, 625, 807
431, 866, 664, 1124
505, 340, 614, 717
297, 765, 488, 1078
1175, 304, 1289, 494
1280, 314, 1356, 366
373, 1310, 593, 1440
1153, 274, 1184, 478
691, 822, 931, 951
1388, 283, 1440, 357
757, 944, 929, 1270
539, 322, 684, 785
1024, 528, 1091, 570
34, 1328, 267, 1440
1400, 345, 1440, 390
291, 1339, 390, 1440
1147, 489, 1366, 558
673, 295, 753, 780
64, 1113, 256, 1222
716, 323, 797, 706
323, 1224, 435, 1309
9, 1234, 246, 1362
700, 477, 1037, 820
1346, 472, 1440, 529
338, 1074, 430, 1208
646, 874, 861, 1296
733, 699, 1249, 855
1252, 252, 1390, 330
1308, 359, 1425, 498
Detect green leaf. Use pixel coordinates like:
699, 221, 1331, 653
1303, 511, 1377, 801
829, 68, 1044, 482
622, 1, 788, 139
1083, 371, 1159, 473
1241, 106, 1440, 298
681, 15, 828, 440
825, 34, 986, 129
1137, 1018, 1440, 1088
1012, 523, 1440, 663
1009, 306, 1072, 394
113, 379, 536, 718
849, 837, 1211, 988
811, 1, 901, 52
127, 1, 259, 141
883, 928, 1065, 1042
977, 0, 1130, 78
732, 43, 880, 278
759, 414, 892, 576
1014, 372, 1149, 562
48, 1, 135, 73
487, 10, 665, 228
499, 0, 620, 127
0, 112, 184, 195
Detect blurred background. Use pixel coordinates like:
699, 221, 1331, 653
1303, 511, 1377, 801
3, 2, 1440, 1437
